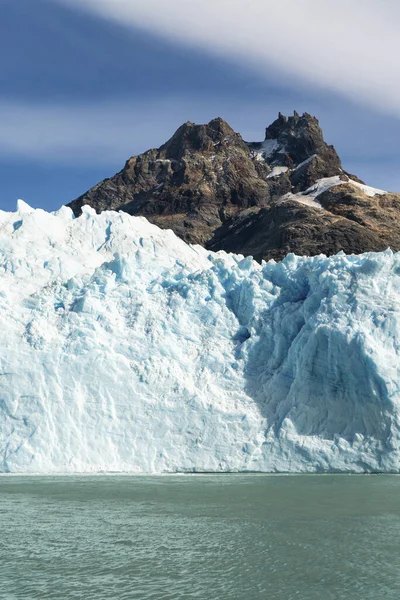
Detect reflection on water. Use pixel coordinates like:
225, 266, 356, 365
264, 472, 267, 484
0, 475, 399, 599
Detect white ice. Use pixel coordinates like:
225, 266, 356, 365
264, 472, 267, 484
0, 203, 399, 473
349, 180, 387, 197
292, 154, 317, 171
267, 166, 289, 178
279, 176, 388, 210
253, 138, 280, 162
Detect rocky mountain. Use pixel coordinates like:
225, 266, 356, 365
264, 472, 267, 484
69, 112, 400, 261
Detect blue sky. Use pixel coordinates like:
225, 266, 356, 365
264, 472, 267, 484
1, 0, 400, 212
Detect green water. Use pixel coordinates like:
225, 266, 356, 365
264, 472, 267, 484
0, 475, 399, 600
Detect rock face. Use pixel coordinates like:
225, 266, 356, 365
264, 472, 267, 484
69, 112, 400, 261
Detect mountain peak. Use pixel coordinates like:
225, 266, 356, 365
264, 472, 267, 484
68, 111, 398, 262
265, 110, 317, 139
263, 111, 340, 168
158, 116, 244, 161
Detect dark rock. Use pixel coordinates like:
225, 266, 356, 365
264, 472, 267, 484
69, 117, 272, 246
68, 112, 398, 261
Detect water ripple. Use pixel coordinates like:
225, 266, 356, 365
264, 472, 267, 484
0, 475, 399, 599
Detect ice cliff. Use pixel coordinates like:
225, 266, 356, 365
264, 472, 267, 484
1, 202, 400, 473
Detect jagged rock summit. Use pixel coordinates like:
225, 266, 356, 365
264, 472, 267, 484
69, 112, 400, 261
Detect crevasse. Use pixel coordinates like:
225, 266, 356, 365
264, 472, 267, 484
0, 201, 399, 473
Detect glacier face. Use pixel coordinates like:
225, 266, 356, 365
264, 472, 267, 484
1, 201, 400, 473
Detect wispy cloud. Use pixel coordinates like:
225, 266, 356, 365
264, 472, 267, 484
58, 0, 400, 117
1, 93, 400, 181
0, 99, 191, 165
0, 96, 282, 165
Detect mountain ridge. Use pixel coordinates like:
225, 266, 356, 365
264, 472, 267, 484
69, 112, 400, 261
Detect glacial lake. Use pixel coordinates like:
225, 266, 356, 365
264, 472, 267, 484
0, 475, 399, 599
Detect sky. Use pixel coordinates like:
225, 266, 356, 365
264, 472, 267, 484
1, 0, 400, 212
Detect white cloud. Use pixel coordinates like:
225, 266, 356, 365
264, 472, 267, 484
1, 94, 400, 192
0, 96, 282, 165
0, 99, 187, 165
2, 93, 400, 180
57, 0, 400, 117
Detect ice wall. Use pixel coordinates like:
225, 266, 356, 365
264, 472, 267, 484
0, 202, 399, 472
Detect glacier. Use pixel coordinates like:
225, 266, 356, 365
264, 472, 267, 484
1, 201, 400, 473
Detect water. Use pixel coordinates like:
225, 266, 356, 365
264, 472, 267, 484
0, 475, 399, 600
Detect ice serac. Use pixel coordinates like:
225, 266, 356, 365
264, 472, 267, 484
1, 204, 400, 473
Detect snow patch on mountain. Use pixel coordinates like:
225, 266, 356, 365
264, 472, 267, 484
293, 154, 317, 171
279, 176, 388, 210
279, 176, 344, 209
252, 138, 280, 161
349, 180, 387, 197
1, 204, 400, 473
267, 166, 289, 178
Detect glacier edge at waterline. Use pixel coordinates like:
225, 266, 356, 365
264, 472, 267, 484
0, 201, 400, 473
